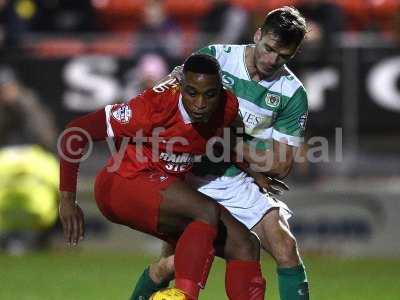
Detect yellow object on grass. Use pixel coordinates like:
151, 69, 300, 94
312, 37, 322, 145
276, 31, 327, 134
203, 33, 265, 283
150, 288, 188, 300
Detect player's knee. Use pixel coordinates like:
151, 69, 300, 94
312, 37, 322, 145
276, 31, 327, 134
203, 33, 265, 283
248, 233, 261, 259
273, 234, 300, 266
230, 232, 260, 261
158, 256, 175, 282
165, 255, 175, 274
152, 256, 175, 283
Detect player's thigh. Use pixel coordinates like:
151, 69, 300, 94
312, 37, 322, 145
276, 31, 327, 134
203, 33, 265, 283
158, 206, 260, 261
214, 207, 260, 261
195, 174, 292, 231
252, 208, 295, 253
158, 178, 220, 235
94, 168, 174, 237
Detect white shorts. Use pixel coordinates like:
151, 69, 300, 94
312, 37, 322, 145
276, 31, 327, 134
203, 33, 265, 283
185, 172, 292, 229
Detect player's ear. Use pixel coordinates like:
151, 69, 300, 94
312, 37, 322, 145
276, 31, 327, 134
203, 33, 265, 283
254, 28, 262, 43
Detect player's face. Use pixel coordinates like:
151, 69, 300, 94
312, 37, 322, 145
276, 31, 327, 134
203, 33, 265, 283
181, 71, 222, 123
253, 29, 299, 77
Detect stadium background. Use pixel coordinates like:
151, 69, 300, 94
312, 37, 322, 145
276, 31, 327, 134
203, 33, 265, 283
1, 0, 400, 299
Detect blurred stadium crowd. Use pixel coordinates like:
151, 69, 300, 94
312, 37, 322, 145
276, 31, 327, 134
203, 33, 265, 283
1, 0, 400, 57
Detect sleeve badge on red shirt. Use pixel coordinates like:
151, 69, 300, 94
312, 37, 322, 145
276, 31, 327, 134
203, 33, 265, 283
111, 104, 132, 124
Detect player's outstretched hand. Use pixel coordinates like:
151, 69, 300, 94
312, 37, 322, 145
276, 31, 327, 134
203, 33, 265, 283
171, 65, 183, 82
59, 191, 85, 246
252, 174, 289, 195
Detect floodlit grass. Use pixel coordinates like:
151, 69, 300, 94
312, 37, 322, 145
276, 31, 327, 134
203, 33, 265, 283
1, 250, 399, 300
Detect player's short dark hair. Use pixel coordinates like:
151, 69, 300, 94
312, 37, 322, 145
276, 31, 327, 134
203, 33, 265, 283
261, 6, 307, 47
183, 53, 221, 77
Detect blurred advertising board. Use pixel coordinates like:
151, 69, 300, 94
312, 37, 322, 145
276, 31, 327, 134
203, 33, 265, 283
286, 190, 400, 257
6, 45, 400, 137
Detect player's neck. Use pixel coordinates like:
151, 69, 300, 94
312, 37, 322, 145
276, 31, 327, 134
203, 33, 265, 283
244, 46, 258, 81
245, 45, 278, 82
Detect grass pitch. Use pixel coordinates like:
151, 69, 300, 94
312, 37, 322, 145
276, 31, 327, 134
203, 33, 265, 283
1, 250, 399, 300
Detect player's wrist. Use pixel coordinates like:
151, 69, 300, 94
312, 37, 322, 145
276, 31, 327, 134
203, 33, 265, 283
60, 191, 77, 204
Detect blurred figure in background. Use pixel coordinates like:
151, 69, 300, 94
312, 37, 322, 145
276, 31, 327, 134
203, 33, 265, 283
298, 0, 345, 47
198, 0, 250, 44
0, 65, 57, 151
366, 0, 400, 42
31, 0, 97, 33
123, 53, 169, 99
394, 11, 400, 45
136, 0, 182, 57
295, 0, 345, 181
0, 0, 36, 48
0, 0, 97, 47
0, 65, 59, 254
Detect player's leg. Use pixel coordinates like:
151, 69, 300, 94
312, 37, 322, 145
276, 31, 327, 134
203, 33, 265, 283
252, 208, 310, 300
119, 170, 264, 299
132, 206, 266, 300
215, 207, 266, 300
149, 242, 175, 284
129, 243, 174, 300
95, 169, 219, 300
158, 179, 265, 300
188, 172, 309, 300
153, 179, 266, 300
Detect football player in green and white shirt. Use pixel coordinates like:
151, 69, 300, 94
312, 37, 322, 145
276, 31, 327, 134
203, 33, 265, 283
131, 6, 310, 300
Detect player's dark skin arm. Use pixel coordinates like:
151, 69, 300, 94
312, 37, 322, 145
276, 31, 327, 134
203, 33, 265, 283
59, 191, 85, 246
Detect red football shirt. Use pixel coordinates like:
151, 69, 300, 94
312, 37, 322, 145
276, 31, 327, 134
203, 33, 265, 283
104, 78, 238, 178
59, 78, 238, 192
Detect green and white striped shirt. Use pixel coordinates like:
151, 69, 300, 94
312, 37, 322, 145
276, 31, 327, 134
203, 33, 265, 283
196, 44, 308, 177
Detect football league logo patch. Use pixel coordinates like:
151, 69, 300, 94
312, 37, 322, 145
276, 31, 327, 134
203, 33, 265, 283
112, 104, 132, 124
298, 112, 308, 130
265, 93, 281, 108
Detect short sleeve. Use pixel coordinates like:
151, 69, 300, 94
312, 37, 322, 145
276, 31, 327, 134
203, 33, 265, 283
104, 91, 154, 138
272, 87, 308, 146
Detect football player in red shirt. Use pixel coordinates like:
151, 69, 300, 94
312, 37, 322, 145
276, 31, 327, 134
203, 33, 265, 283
58, 54, 266, 300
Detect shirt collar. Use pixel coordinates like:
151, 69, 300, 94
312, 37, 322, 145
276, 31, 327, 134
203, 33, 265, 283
178, 94, 193, 124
